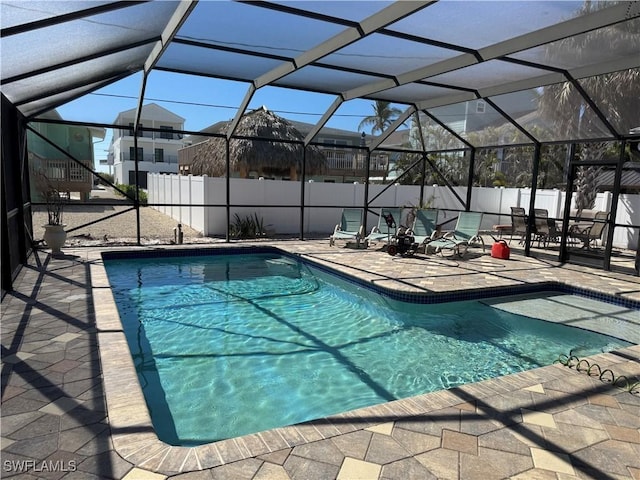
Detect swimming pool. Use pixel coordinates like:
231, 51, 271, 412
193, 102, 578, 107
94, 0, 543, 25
104, 248, 635, 446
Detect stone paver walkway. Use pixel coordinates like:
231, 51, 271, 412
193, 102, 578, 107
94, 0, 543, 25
1, 240, 639, 479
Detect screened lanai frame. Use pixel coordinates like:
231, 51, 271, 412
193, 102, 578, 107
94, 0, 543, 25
2, 0, 640, 292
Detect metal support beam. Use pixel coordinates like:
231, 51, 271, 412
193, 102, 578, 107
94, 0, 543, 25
225, 138, 231, 242
464, 148, 476, 212
1, 2, 145, 37
144, 1, 198, 73
559, 143, 577, 263
304, 96, 343, 146
363, 150, 372, 234
524, 143, 542, 256
368, 106, 415, 151
226, 85, 255, 140
419, 154, 426, 208
131, 73, 151, 246
603, 141, 626, 270
299, 148, 307, 240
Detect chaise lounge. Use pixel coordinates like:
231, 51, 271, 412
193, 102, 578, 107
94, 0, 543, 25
407, 209, 439, 252
427, 211, 484, 258
365, 207, 403, 246
329, 208, 365, 247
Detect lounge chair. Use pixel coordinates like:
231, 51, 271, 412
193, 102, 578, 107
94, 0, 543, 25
427, 211, 484, 257
329, 208, 365, 247
366, 208, 403, 245
407, 209, 439, 251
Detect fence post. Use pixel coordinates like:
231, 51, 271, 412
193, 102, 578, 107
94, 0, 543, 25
202, 175, 209, 235
177, 174, 182, 223
164, 175, 168, 217
306, 180, 313, 235
188, 175, 192, 229
554, 188, 562, 219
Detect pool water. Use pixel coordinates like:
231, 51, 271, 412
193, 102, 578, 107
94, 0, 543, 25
105, 252, 633, 446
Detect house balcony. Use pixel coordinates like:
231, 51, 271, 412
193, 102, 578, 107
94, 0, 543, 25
323, 150, 389, 173
119, 131, 183, 141
31, 157, 93, 198
118, 153, 179, 164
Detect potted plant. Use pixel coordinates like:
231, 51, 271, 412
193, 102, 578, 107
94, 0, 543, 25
34, 171, 67, 254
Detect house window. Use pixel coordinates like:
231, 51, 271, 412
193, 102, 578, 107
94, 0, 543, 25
160, 126, 174, 139
128, 123, 143, 136
155, 148, 164, 163
129, 147, 144, 161
476, 101, 486, 114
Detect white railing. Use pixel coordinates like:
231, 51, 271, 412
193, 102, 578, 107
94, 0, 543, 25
119, 153, 179, 164
324, 151, 356, 170
34, 158, 92, 186
324, 151, 388, 171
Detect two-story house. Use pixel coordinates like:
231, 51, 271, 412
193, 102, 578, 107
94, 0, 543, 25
108, 103, 186, 188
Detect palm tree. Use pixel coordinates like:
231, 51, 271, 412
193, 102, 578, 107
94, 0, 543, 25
358, 100, 402, 135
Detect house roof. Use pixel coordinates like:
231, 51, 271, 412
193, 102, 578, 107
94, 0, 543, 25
596, 162, 640, 191
1, 1, 639, 149
114, 103, 186, 124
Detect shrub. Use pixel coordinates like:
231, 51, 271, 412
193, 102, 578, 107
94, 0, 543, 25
97, 173, 114, 186
114, 184, 148, 205
231, 213, 265, 239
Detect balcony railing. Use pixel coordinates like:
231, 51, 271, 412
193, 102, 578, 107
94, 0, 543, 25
119, 153, 179, 164
324, 150, 388, 171
119, 131, 183, 141
31, 158, 93, 193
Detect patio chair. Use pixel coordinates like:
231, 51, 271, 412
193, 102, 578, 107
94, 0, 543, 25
569, 210, 608, 249
329, 208, 365, 247
406, 209, 439, 251
532, 208, 559, 248
427, 212, 484, 257
365, 208, 403, 245
509, 207, 528, 244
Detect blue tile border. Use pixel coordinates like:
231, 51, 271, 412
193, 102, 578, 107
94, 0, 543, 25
101, 246, 640, 311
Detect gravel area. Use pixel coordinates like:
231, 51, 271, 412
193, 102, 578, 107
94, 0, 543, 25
32, 187, 212, 247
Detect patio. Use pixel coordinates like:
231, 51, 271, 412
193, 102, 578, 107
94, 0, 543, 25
1, 241, 639, 480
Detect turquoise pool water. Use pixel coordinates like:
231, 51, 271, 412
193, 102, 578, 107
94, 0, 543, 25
105, 251, 633, 446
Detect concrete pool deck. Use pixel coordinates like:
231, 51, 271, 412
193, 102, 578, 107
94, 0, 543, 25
1, 240, 639, 479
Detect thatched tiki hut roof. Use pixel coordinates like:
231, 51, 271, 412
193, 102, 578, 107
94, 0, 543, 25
190, 107, 326, 180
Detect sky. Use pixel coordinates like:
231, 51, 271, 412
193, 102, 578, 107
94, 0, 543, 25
57, 70, 389, 172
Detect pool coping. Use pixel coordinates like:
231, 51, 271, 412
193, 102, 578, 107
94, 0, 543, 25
92, 245, 640, 475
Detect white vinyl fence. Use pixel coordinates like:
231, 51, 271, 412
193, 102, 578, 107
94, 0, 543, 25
148, 173, 639, 250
